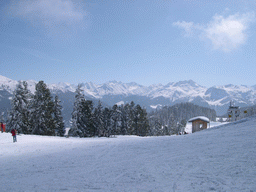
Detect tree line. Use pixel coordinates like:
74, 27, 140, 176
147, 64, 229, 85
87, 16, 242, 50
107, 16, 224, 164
6, 81, 149, 137
148, 103, 216, 135
69, 84, 149, 137
7, 81, 65, 136
6, 81, 216, 137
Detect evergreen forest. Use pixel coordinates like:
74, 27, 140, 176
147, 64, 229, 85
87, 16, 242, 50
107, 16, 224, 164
6, 81, 217, 137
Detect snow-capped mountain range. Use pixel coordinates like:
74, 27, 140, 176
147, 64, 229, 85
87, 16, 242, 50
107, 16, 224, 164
1, 75, 256, 120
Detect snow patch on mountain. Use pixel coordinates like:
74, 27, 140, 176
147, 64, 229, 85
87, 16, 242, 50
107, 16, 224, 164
147, 80, 206, 100
0, 75, 18, 93
48, 82, 76, 93
116, 101, 125, 106
150, 104, 162, 109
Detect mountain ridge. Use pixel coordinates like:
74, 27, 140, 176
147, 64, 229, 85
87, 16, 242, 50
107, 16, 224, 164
1, 75, 256, 118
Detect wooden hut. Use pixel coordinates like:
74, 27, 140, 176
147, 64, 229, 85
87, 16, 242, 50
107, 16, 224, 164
188, 116, 210, 133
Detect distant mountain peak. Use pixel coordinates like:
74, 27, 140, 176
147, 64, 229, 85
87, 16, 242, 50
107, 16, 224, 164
107, 80, 120, 84
173, 80, 201, 87
0, 75, 13, 81
1, 75, 256, 116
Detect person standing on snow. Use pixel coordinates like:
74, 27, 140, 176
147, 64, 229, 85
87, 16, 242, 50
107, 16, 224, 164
11, 129, 17, 142
0, 122, 3, 133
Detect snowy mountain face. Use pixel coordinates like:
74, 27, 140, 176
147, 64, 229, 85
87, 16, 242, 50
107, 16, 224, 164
0, 75, 37, 94
1, 75, 256, 121
0, 75, 18, 93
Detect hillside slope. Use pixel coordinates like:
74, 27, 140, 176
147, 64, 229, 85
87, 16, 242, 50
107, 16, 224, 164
1, 116, 255, 191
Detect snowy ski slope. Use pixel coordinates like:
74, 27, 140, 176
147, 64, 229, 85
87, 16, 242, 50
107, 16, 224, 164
1, 116, 256, 191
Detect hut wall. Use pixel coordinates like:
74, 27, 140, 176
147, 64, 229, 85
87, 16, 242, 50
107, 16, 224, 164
192, 120, 208, 133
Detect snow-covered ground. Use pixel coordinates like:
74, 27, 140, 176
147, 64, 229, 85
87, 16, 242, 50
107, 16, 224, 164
1, 116, 256, 192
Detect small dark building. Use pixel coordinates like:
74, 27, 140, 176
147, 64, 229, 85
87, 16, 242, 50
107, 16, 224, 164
188, 116, 210, 133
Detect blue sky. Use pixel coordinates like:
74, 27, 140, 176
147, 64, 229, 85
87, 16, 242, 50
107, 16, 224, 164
0, 0, 256, 87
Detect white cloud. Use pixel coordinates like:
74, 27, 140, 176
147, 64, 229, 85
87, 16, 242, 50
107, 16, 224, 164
173, 21, 195, 37
8, 0, 86, 28
174, 12, 255, 52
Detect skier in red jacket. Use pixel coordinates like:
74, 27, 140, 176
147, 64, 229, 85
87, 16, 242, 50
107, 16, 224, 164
11, 129, 17, 142
0, 122, 3, 133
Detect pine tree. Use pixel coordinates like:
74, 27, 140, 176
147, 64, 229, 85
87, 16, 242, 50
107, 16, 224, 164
83, 100, 95, 137
134, 105, 149, 136
93, 100, 104, 136
7, 81, 32, 134
53, 95, 65, 136
69, 85, 87, 137
111, 104, 121, 136
127, 101, 136, 135
148, 115, 162, 136
30, 81, 55, 136
120, 104, 129, 135
102, 107, 112, 137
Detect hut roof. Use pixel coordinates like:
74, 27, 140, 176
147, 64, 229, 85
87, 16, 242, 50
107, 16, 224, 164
188, 116, 210, 123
